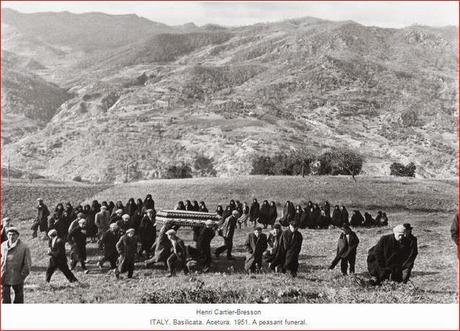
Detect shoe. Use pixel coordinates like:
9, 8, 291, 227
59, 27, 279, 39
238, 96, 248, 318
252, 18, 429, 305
115, 271, 120, 279
227, 256, 235, 260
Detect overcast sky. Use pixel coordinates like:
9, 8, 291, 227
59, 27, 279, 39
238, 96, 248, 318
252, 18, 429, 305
1, 1, 458, 28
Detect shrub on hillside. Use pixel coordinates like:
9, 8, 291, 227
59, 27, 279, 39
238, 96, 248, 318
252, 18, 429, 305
318, 149, 363, 178
250, 156, 275, 175
72, 175, 82, 182
390, 162, 416, 177
193, 156, 216, 177
165, 164, 192, 179
251, 148, 363, 179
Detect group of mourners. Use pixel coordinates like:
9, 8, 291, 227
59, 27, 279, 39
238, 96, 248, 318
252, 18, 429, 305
1, 195, 458, 304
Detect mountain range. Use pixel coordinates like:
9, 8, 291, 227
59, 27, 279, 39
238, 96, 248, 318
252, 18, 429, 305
1, 8, 458, 182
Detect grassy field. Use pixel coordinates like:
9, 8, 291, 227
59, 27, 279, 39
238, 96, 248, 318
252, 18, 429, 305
2, 175, 458, 303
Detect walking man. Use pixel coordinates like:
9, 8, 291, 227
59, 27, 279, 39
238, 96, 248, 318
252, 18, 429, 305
46, 229, 78, 283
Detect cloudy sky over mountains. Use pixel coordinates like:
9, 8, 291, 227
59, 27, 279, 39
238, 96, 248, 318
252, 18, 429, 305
2, 1, 458, 28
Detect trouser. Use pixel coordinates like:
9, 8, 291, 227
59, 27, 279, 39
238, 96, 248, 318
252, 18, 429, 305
166, 253, 187, 275
215, 237, 233, 257
70, 247, 87, 270
117, 259, 134, 278
200, 247, 212, 268
2, 284, 24, 304
46, 260, 78, 282
99, 255, 118, 269
340, 254, 356, 275
402, 267, 413, 283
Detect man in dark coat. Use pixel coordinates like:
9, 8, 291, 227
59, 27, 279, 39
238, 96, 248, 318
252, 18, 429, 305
138, 209, 157, 257
197, 220, 216, 272
329, 225, 359, 275
33, 198, 50, 239
67, 219, 89, 273
266, 224, 282, 266
110, 209, 123, 225
272, 221, 303, 277
367, 225, 410, 285
115, 228, 137, 279
165, 229, 188, 277
215, 210, 238, 260
249, 199, 260, 227
117, 214, 135, 235
46, 229, 78, 283
401, 223, 418, 283
98, 223, 121, 270
244, 226, 268, 273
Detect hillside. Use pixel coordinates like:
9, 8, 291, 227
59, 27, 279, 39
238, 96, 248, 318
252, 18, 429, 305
1, 51, 71, 143
1, 11, 458, 182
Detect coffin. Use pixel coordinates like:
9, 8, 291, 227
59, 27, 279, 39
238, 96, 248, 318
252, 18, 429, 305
156, 210, 221, 228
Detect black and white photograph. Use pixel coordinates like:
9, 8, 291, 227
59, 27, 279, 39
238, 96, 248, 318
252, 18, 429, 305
0, 0, 458, 328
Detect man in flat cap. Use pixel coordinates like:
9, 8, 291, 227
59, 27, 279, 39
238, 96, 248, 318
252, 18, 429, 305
95, 205, 110, 241
67, 219, 89, 273
367, 224, 411, 285
215, 210, 239, 260
68, 212, 86, 235
117, 214, 134, 235
244, 226, 268, 273
32, 198, 50, 239
115, 228, 137, 279
98, 223, 121, 270
401, 223, 418, 283
46, 229, 78, 283
165, 229, 188, 277
1, 227, 32, 303
110, 209, 123, 225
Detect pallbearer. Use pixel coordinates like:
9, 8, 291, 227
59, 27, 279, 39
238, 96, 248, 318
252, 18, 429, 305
272, 221, 303, 277
115, 228, 137, 279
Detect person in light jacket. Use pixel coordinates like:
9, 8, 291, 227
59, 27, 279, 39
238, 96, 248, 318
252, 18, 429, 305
1, 227, 32, 303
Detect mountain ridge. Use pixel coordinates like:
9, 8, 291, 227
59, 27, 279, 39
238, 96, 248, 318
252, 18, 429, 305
1, 9, 457, 182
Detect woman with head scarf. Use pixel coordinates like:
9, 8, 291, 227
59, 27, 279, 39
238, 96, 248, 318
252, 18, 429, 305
84, 204, 97, 242
125, 198, 137, 217
185, 200, 193, 211
249, 199, 260, 227
108, 201, 115, 215
192, 200, 200, 212
258, 200, 270, 228
199, 201, 208, 213
91, 200, 101, 214
268, 201, 278, 228
340, 205, 349, 225
176, 201, 186, 211
279, 201, 295, 227
331, 205, 342, 227
215, 205, 223, 217
293, 205, 303, 228
143, 194, 155, 212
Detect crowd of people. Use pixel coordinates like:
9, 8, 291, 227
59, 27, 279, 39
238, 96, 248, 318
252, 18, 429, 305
0, 194, 458, 304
